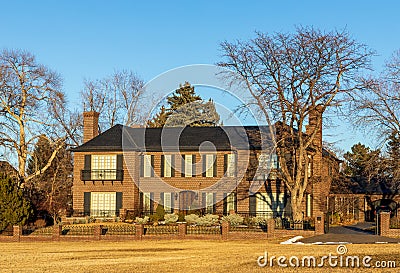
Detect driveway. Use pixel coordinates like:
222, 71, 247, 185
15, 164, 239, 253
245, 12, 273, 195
299, 222, 400, 244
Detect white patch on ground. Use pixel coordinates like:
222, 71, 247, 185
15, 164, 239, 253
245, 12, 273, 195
280, 236, 304, 244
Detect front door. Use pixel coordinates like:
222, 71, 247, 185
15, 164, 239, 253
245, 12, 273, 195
179, 191, 196, 212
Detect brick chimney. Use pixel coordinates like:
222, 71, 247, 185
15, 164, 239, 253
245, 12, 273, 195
83, 111, 100, 143
306, 106, 323, 177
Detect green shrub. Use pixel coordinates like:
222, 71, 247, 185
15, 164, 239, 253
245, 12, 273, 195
0, 175, 33, 232
164, 213, 178, 224
222, 214, 244, 227
196, 214, 219, 226
250, 216, 267, 226
155, 203, 165, 221
135, 216, 149, 224
184, 214, 199, 224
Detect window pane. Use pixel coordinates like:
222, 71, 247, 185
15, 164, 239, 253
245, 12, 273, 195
227, 154, 236, 177
206, 193, 214, 214
144, 155, 152, 177
256, 193, 285, 218
90, 192, 116, 217
164, 155, 172, 177
164, 192, 172, 213
185, 155, 192, 177
205, 154, 214, 177
226, 192, 236, 212
143, 192, 151, 213
91, 155, 117, 180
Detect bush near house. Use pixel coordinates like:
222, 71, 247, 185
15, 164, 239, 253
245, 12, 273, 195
0, 175, 33, 232
164, 213, 178, 224
221, 214, 244, 227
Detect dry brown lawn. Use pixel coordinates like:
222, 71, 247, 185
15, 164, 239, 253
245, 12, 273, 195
0, 239, 399, 272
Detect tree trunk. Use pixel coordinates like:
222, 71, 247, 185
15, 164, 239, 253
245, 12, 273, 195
290, 193, 304, 222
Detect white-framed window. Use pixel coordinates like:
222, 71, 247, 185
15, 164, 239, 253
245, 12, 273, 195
142, 154, 153, 177
256, 193, 286, 218
205, 192, 214, 214
204, 154, 215, 177
163, 155, 173, 177
142, 192, 152, 213
256, 153, 278, 180
163, 192, 173, 213
306, 194, 312, 217
91, 155, 117, 180
91, 192, 116, 217
225, 192, 236, 213
184, 154, 193, 177
225, 153, 236, 177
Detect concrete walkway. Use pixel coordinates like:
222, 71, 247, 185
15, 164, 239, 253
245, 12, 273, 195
299, 222, 400, 244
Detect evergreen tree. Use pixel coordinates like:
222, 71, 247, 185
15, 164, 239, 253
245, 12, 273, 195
344, 143, 382, 193
385, 131, 400, 193
26, 135, 73, 223
147, 106, 168, 127
147, 82, 220, 127
0, 175, 33, 232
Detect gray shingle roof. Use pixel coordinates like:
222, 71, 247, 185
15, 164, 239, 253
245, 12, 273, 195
72, 124, 274, 152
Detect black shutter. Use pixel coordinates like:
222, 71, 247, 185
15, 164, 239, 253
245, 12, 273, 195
213, 193, 217, 213
202, 192, 206, 210
117, 154, 123, 170
223, 193, 227, 215
160, 192, 164, 206
150, 192, 154, 214
116, 192, 123, 214
171, 155, 175, 177
170, 192, 175, 213
84, 155, 91, 170
139, 192, 143, 212
223, 154, 227, 176
84, 192, 91, 216
234, 154, 237, 177
140, 155, 144, 177
181, 156, 185, 177
202, 155, 206, 177
249, 194, 257, 216
151, 155, 155, 177
213, 155, 217, 177
192, 154, 196, 177
161, 155, 165, 177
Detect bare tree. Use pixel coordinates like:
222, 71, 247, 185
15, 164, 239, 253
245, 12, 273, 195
27, 136, 73, 223
355, 50, 400, 139
81, 70, 146, 130
219, 27, 373, 220
0, 49, 68, 187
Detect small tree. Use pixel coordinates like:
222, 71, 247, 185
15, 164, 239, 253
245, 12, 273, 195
0, 175, 33, 232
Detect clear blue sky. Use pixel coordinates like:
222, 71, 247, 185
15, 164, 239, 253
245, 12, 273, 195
2, 1, 400, 154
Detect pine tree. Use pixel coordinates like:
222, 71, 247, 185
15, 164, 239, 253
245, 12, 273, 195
147, 82, 220, 127
344, 143, 382, 193
0, 175, 33, 232
167, 82, 201, 111
147, 106, 168, 127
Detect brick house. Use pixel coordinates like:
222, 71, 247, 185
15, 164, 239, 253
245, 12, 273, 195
72, 111, 340, 219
